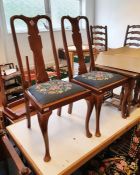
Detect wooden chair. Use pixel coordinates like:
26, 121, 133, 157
90, 25, 108, 52
0, 63, 27, 123
124, 25, 140, 105
0, 112, 31, 175
10, 15, 94, 162
0, 63, 23, 105
61, 16, 130, 138
124, 25, 140, 47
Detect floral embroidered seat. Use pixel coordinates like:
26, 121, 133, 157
98, 123, 140, 175
28, 80, 86, 105
75, 71, 125, 89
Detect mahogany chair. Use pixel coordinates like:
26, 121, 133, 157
10, 15, 94, 161
90, 25, 108, 52
61, 16, 130, 138
124, 25, 140, 105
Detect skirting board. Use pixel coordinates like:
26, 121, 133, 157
7, 100, 140, 175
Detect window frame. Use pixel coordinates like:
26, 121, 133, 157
2, 0, 84, 33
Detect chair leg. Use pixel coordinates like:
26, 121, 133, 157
119, 86, 124, 111
68, 103, 73, 114
133, 79, 140, 105
85, 96, 94, 138
95, 94, 104, 137
57, 108, 62, 116
24, 97, 31, 128
37, 111, 52, 162
121, 82, 132, 118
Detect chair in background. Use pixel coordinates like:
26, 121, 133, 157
10, 15, 94, 161
58, 48, 68, 68
124, 25, 140, 105
0, 112, 31, 175
61, 16, 130, 138
90, 25, 108, 52
0, 63, 27, 123
124, 25, 140, 47
0, 63, 23, 104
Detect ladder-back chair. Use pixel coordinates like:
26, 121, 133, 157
124, 25, 140, 47
90, 25, 108, 52
10, 15, 93, 161
61, 16, 130, 138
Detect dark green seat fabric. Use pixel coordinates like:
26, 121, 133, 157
73, 56, 90, 63
74, 71, 125, 88
28, 80, 86, 105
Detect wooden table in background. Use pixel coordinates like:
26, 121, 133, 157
68, 45, 98, 71
95, 47, 140, 106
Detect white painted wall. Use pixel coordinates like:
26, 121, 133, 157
95, 0, 140, 48
5, 31, 74, 68
0, 0, 95, 67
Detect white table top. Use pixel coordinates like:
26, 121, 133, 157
7, 98, 140, 175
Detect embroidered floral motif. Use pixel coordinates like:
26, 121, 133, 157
35, 80, 72, 94
98, 156, 139, 175
97, 123, 140, 175
81, 71, 113, 80
128, 123, 140, 158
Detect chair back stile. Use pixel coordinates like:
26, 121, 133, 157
61, 16, 95, 80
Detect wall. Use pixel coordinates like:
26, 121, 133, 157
0, 3, 7, 64
95, 0, 140, 48
0, 0, 95, 67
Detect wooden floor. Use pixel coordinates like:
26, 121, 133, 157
6, 99, 140, 175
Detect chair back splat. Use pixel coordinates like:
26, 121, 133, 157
10, 15, 61, 87
61, 16, 95, 80
10, 15, 93, 162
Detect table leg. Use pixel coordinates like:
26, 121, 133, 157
69, 52, 74, 73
